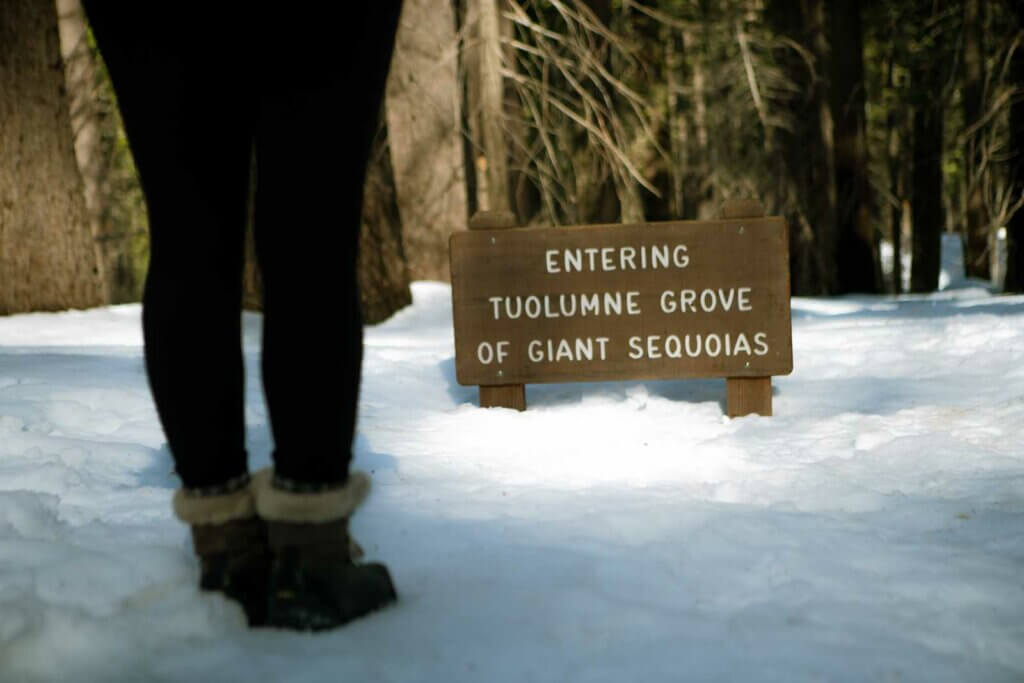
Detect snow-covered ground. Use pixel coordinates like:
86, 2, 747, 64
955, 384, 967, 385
1, 273, 1023, 681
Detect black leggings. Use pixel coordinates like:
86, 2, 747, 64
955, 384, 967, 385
84, 3, 403, 489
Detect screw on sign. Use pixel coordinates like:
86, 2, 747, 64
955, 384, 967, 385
449, 200, 792, 416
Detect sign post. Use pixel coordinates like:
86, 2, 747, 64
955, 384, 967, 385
450, 200, 793, 416
468, 209, 527, 411
720, 199, 775, 417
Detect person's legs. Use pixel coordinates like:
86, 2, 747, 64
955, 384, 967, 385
252, 1, 404, 486
84, 4, 269, 625
84, 4, 253, 488
86, 0, 405, 629
249, 1, 404, 629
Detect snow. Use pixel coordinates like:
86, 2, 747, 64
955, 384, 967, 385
2, 273, 1024, 681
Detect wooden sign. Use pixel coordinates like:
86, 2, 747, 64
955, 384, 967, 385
449, 201, 793, 416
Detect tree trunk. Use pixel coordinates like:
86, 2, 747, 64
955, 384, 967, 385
1003, 23, 1024, 292
910, 94, 944, 293
909, 3, 948, 294
56, 0, 107, 294
830, 0, 878, 293
886, 43, 905, 294
385, 0, 468, 282
681, 25, 711, 220
766, 0, 836, 296
476, 0, 510, 213
607, 1, 646, 224
359, 129, 413, 324
58, 0, 143, 303
665, 33, 685, 220
962, 0, 990, 280
0, 0, 104, 314
454, 0, 480, 222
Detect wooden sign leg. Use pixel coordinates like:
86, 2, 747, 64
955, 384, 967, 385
469, 210, 527, 412
720, 198, 774, 418
726, 377, 772, 417
479, 384, 526, 411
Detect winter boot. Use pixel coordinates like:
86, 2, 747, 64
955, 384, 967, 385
253, 469, 397, 631
172, 475, 271, 626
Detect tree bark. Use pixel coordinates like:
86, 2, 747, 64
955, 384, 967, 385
665, 33, 685, 219
56, 0, 108, 296
476, 0, 510, 213
885, 41, 905, 294
1003, 23, 1024, 292
830, 0, 878, 293
681, 25, 712, 220
385, 0, 468, 282
812, 0, 837, 294
454, 0, 480, 222
0, 0, 104, 314
766, 0, 837, 296
58, 0, 144, 303
359, 129, 412, 324
909, 3, 949, 294
962, 0, 990, 280
910, 90, 944, 293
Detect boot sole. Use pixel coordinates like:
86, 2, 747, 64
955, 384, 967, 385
266, 588, 397, 631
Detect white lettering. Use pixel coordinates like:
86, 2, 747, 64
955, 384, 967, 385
681, 289, 696, 312
543, 295, 559, 318
652, 245, 669, 268
527, 337, 614, 362
528, 340, 543, 362
626, 291, 641, 315
647, 335, 662, 359
555, 339, 573, 362
477, 342, 494, 365
559, 294, 577, 317
705, 334, 722, 357
665, 335, 683, 358
700, 289, 717, 312
505, 297, 522, 319
754, 332, 769, 355
718, 288, 735, 311
496, 341, 510, 363
601, 247, 615, 271
660, 288, 755, 314
739, 287, 753, 311
525, 296, 542, 319
684, 334, 702, 357
565, 249, 583, 272
544, 245, 690, 272
733, 333, 752, 355
603, 292, 622, 315
660, 290, 676, 313
620, 247, 637, 270
545, 250, 560, 273
628, 336, 644, 359
673, 245, 689, 268
575, 337, 593, 361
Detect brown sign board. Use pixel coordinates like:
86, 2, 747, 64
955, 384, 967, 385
449, 217, 793, 387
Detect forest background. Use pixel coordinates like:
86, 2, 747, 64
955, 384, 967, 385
2, 0, 1023, 323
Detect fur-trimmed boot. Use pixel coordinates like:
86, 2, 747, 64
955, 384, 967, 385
172, 476, 271, 626
253, 469, 397, 631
